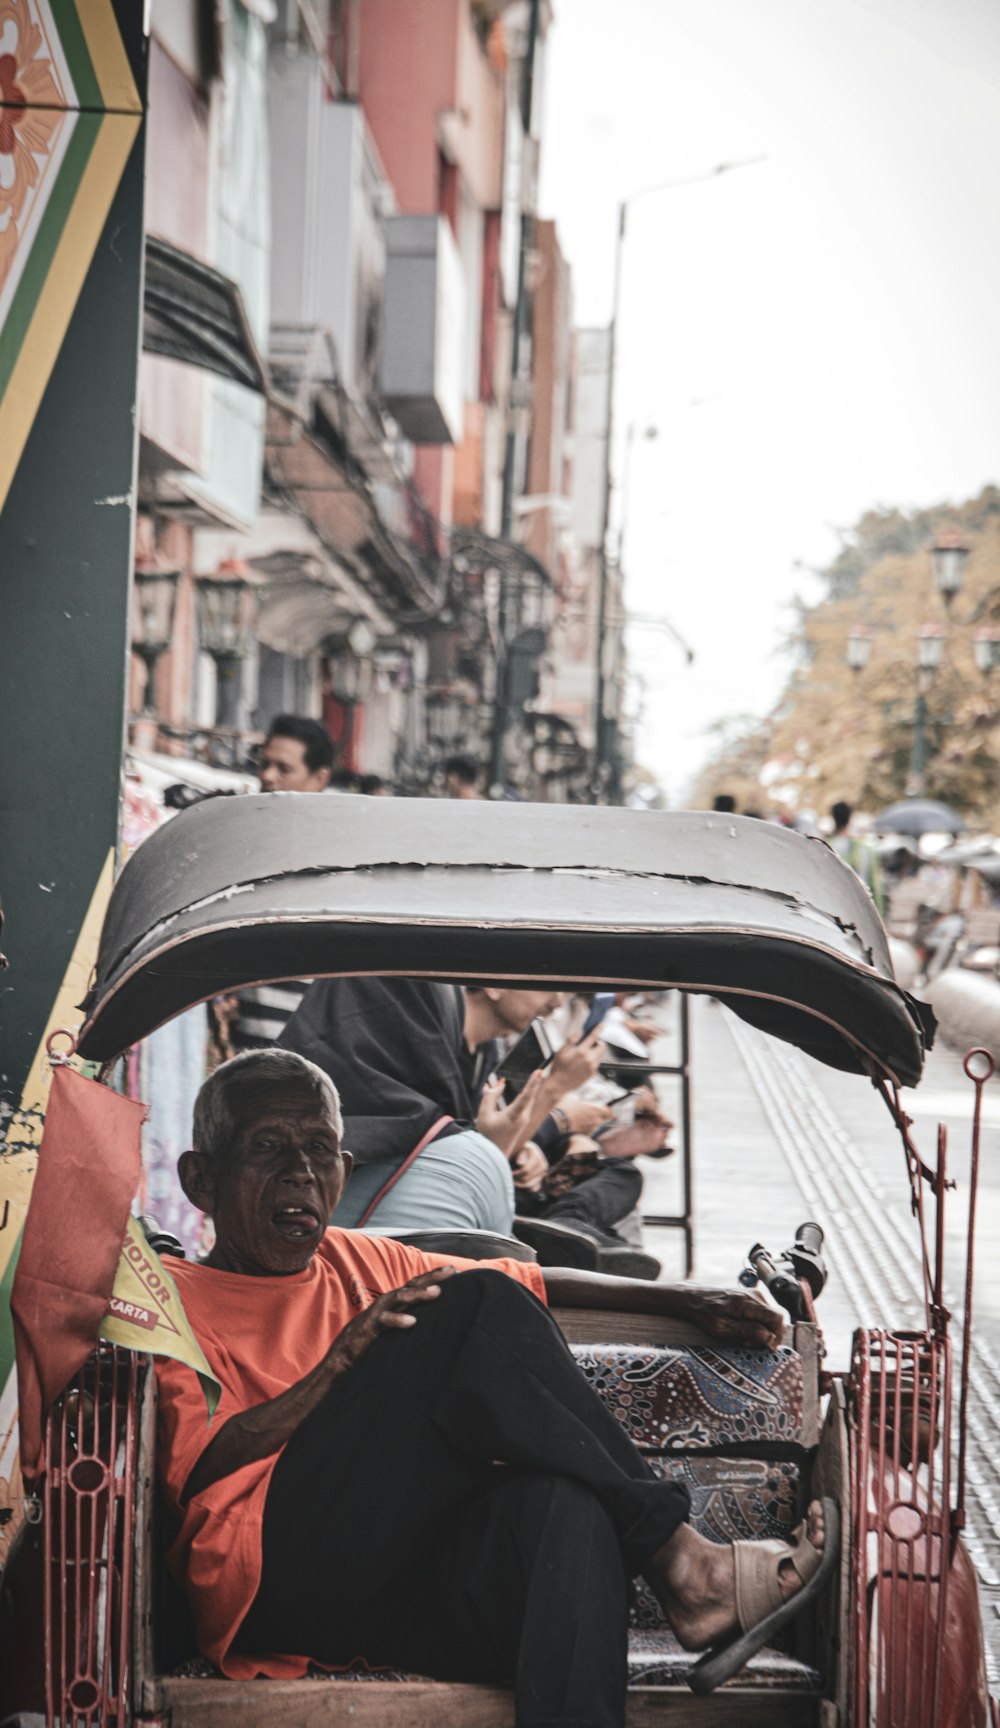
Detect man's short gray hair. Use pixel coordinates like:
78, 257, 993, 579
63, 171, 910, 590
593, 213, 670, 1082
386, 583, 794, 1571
192, 1048, 343, 1162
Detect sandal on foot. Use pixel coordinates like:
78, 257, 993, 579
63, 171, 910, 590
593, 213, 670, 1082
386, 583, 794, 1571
687, 1497, 840, 1695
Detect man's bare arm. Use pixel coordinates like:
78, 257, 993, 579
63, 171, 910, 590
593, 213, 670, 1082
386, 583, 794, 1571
540, 1267, 784, 1350
181, 1269, 455, 1502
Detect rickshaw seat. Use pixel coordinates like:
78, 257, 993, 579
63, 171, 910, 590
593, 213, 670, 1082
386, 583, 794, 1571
366, 1226, 538, 1263
379, 1218, 610, 1274
168, 1632, 824, 1694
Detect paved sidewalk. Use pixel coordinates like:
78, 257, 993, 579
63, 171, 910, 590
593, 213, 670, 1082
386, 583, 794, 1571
641, 994, 866, 1354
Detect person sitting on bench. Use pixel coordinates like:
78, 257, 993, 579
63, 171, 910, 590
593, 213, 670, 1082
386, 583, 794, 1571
157, 1048, 830, 1725
280, 978, 615, 1239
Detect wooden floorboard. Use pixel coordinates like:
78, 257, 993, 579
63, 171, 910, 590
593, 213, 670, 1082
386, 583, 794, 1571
160, 1676, 821, 1727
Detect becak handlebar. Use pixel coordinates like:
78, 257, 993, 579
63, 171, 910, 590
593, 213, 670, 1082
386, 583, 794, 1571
741, 1221, 828, 1321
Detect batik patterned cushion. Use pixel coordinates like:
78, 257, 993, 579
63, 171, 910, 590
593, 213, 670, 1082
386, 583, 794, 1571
570, 1343, 806, 1636
571, 1342, 804, 1453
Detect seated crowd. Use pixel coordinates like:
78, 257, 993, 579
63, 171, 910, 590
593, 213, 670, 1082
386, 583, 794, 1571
272, 979, 672, 1278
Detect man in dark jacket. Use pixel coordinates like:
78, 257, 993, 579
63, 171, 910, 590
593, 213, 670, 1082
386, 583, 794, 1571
280, 979, 605, 1235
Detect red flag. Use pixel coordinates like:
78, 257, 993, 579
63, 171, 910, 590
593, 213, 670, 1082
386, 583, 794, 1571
11, 1063, 145, 1483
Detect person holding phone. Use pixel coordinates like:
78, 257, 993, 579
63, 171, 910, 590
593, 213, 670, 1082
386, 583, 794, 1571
279, 979, 656, 1270
279, 979, 578, 1238
504, 996, 673, 1278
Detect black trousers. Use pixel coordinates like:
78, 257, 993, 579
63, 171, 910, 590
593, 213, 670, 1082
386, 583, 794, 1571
238, 1269, 690, 1728
542, 1161, 644, 1247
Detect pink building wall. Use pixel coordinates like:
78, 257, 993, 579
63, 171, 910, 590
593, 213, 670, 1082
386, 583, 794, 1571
358, 0, 506, 532
358, 0, 460, 214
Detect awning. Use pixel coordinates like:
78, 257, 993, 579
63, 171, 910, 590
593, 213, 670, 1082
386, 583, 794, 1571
253, 555, 379, 658
143, 236, 269, 396
450, 528, 554, 589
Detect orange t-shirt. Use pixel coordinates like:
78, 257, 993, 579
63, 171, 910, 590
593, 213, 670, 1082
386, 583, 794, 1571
156, 1230, 546, 1678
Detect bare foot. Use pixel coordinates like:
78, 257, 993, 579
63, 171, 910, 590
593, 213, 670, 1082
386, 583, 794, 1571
646, 1500, 826, 1651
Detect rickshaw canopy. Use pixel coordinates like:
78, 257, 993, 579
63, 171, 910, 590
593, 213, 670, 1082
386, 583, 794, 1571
78, 796, 933, 1086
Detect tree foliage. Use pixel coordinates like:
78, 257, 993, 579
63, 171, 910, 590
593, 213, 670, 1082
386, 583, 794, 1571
686, 713, 774, 812
689, 488, 1000, 825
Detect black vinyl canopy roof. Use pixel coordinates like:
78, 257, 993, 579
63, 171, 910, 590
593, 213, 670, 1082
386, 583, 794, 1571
78, 797, 934, 1086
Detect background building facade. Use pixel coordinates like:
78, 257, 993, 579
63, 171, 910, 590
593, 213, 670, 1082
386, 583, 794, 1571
128, 0, 627, 802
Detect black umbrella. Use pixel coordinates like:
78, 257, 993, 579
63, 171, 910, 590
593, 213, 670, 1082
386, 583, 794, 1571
874, 799, 966, 837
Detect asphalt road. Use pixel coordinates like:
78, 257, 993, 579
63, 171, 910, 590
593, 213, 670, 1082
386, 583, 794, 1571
639, 993, 1000, 1686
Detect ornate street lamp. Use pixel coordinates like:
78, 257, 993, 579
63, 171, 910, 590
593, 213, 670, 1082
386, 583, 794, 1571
195, 556, 261, 661
131, 554, 181, 716
905, 624, 945, 797
425, 690, 462, 750
974, 626, 1000, 675
325, 618, 379, 767
195, 556, 262, 736
326, 618, 377, 705
917, 621, 944, 672
930, 529, 970, 606
347, 617, 377, 660
846, 621, 947, 797
846, 623, 872, 673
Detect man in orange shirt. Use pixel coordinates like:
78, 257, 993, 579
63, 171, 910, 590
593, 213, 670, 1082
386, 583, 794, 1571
157, 1048, 829, 1722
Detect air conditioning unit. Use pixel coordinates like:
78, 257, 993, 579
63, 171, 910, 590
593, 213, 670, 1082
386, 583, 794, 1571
380, 216, 465, 445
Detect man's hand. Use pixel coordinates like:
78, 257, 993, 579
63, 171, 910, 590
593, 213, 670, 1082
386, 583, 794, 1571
476, 1071, 545, 1160
557, 1096, 614, 1137
546, 1026, 606, 1094
183, 1268, 457, 1502
529, 1028, 608, 1140
512, 1142, 548, 1192
597, 1085, 674, 1159
597, 1117, 673, 1159
541, 1270, 785, 1352
325, 1268, 456, 1372
676, 1286, 784, 1350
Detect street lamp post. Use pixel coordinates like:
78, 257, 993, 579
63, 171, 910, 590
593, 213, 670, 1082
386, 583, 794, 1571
592, 154, 767, 802
846, 621, 948, 797
195, 556, 262, 746
907, 623, 944, 796
846, 624, 872, 673
131, 555, 181, 720
845, 530, 1000, 802
930, 530, 970, 606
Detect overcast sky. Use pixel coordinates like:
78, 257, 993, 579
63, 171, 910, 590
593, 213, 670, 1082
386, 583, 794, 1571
540, 0, 1000, 803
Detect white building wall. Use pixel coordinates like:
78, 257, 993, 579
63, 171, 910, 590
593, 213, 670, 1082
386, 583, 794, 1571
268, 57, 390, 397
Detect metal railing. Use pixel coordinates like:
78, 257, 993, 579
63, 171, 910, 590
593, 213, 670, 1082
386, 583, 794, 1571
607, 994, 694, 1277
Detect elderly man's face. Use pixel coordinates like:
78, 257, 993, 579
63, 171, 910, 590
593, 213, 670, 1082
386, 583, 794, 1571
183, 1080, 351, 1276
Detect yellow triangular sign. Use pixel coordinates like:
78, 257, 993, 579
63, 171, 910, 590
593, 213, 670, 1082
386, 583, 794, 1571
100, 1215, 220, 1417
